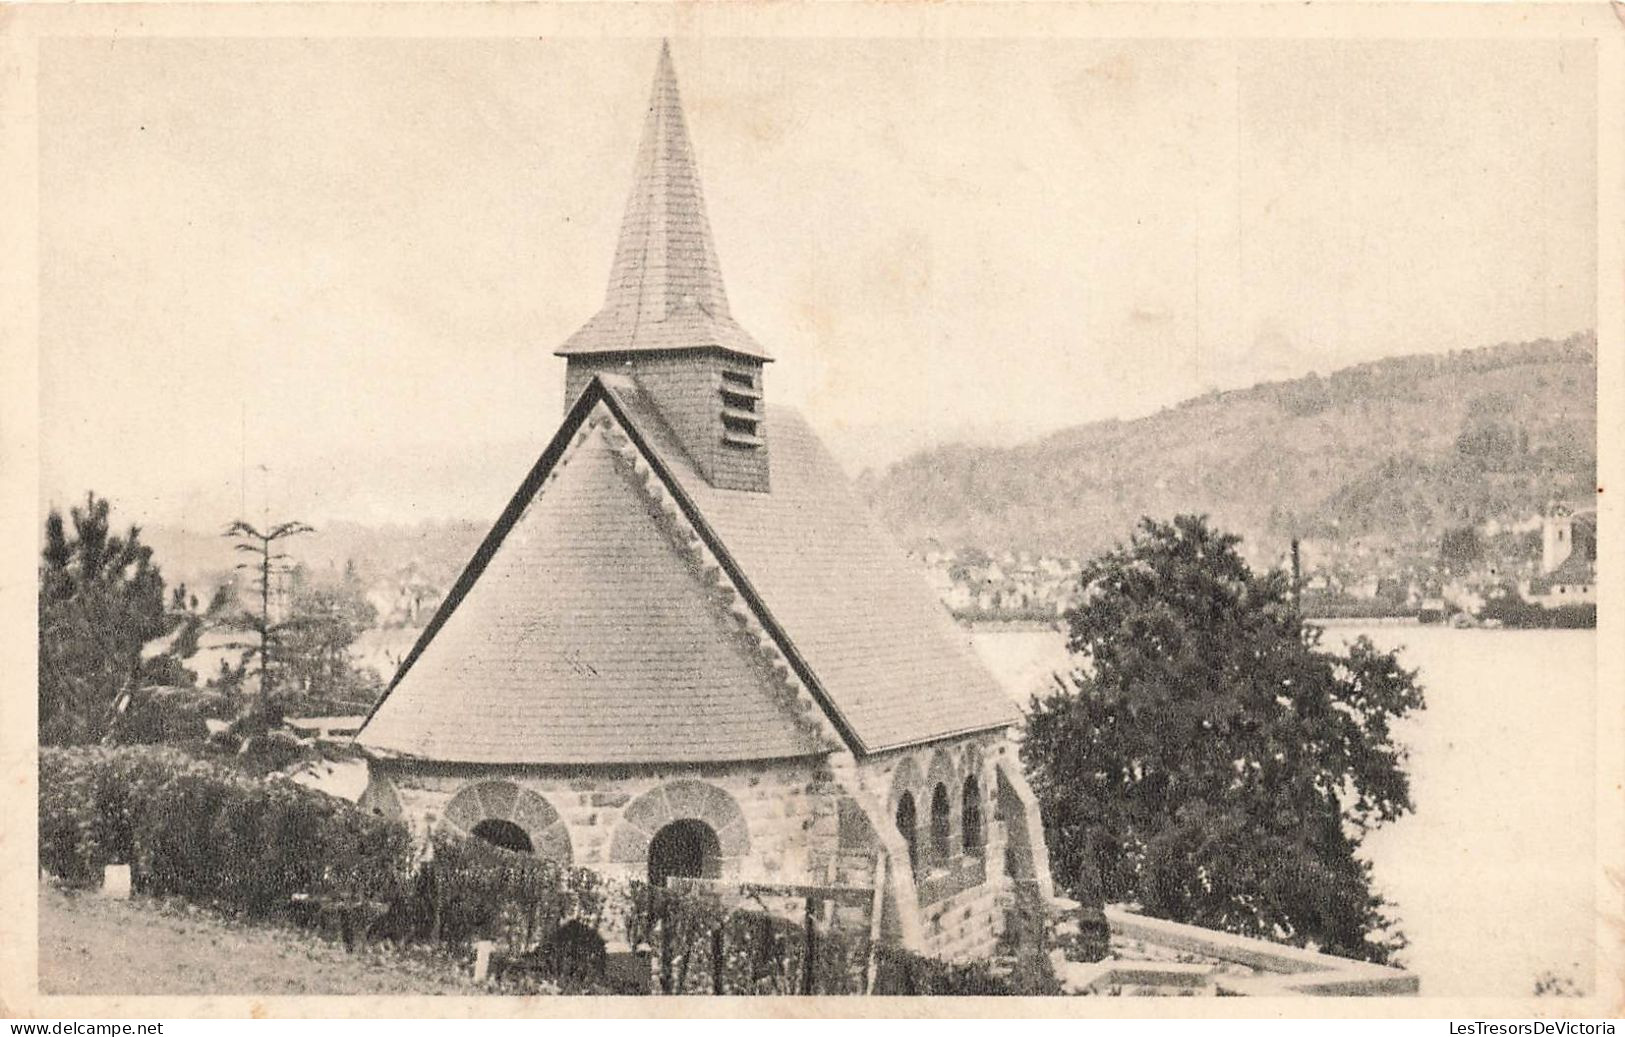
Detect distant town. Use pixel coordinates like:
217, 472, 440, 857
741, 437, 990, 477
908, 501, 1595, 629
158, 493, 1595, 713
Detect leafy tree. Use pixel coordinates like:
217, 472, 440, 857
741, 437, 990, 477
1022, 515, 1424, 964
1439, 526, 1484, 575
38, 493, 186, 744
278, 560, 382, 706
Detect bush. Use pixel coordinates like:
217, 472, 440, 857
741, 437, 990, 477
39, 745, 188, 886
423, 831, 608, 953
39, 745, 413, 914
620, 881, 1045, 996
107, 686, 216, 746
40, 747, 613, 950
622, 881, 870, 995
237, 730, 307, 774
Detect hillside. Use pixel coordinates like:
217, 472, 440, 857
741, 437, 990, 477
860, 333, 1597, 562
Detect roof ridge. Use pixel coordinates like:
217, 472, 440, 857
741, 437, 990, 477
605, 384, 1019, 753
596, 411, 846, 754
355, 376, 858, 758
593, 379, 866, 753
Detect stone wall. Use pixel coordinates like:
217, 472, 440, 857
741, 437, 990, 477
920, 873, 1010, 963
564, 349, 770, 493
365, 756, 839, 886
362, 728, 1051, 964
854, 731, 1030, 961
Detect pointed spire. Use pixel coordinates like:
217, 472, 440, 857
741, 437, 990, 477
558, 42, 770, 360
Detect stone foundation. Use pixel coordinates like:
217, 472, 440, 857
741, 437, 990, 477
364, 756, 841, 887
361, 730, 1055, 963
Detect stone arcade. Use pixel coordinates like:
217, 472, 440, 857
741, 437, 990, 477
354, 43, 1056, 961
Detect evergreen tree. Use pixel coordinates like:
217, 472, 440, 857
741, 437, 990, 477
1022, 515, 1424, 964
221, 518, 314, 710
38, 493, 177, 744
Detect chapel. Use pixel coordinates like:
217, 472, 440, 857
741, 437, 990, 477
354, 42, 1056, 960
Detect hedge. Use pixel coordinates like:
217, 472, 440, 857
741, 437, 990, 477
40, 746, 413, 913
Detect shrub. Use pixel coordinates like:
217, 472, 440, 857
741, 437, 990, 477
423, 831, 607, 953
39, 746, 201, 885
237, 730, 307, 774
619, 881, 1035, 996
39, 745, 413, 914
108, 686, 215, 745
873, 945, 1013, 995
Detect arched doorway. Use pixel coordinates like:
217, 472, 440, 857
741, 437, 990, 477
930, 784, 952, 861
961, 775, 983, 853
895, 792, 918, 871
647, 819, 722, 889
472, 818, 534, 853
995, 766, 1036, 881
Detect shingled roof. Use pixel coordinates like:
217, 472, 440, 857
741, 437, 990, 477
357, 375, 1019, 763
558, 42, 770, 361
355, 44, 1019, 763
354, 398, 829, 764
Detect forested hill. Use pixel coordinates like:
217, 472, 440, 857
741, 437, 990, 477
859, 333, 1597, 561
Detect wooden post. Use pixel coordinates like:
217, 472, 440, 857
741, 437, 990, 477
711, 927, 725, 995
1291, 537, 1302, 610
801, 896, 816, 995
659, 912, 673, 994
473, 940, 496, 983
864, 854, 886, 994
429, 860, 443, 945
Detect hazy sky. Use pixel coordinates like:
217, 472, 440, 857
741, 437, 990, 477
38, 37, 1596, 528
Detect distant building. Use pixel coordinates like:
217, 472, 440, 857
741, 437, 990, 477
1532, 504, 1596, 607
1528, 552, 1596, 607
1541, 503, 1596, 575
355, 45, 1054, 961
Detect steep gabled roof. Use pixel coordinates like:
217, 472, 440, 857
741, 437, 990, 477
558, 43, 770, 361
354, 385, 829, 764
357, 376, 1019, 762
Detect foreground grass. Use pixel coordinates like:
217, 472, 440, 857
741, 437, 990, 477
39, 883, 482, 996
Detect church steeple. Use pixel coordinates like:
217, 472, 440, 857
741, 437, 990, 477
559, 42, 772, 494
558, 41, 769, 362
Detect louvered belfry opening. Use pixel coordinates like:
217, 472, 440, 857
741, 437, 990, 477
557, 42, 772, 493
719, 369, 762, 447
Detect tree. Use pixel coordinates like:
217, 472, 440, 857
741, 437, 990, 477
1022, 515, 1424, 964
38, 493, 182, 744
277, 560, 382, 706
221, 519, 314, 711
1439, 525, 1483, 576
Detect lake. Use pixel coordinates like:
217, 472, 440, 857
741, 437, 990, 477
964, 620, 1598, 997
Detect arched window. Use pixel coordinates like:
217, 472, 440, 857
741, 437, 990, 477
962, 775, 983, 853
930, 783, 951, 861
472, 818, 534, 854
648, 819, 722, 888
895, 792, 918, 869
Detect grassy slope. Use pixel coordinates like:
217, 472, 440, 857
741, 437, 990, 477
861, 333, 1597, 558
38, 885, 477, 996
